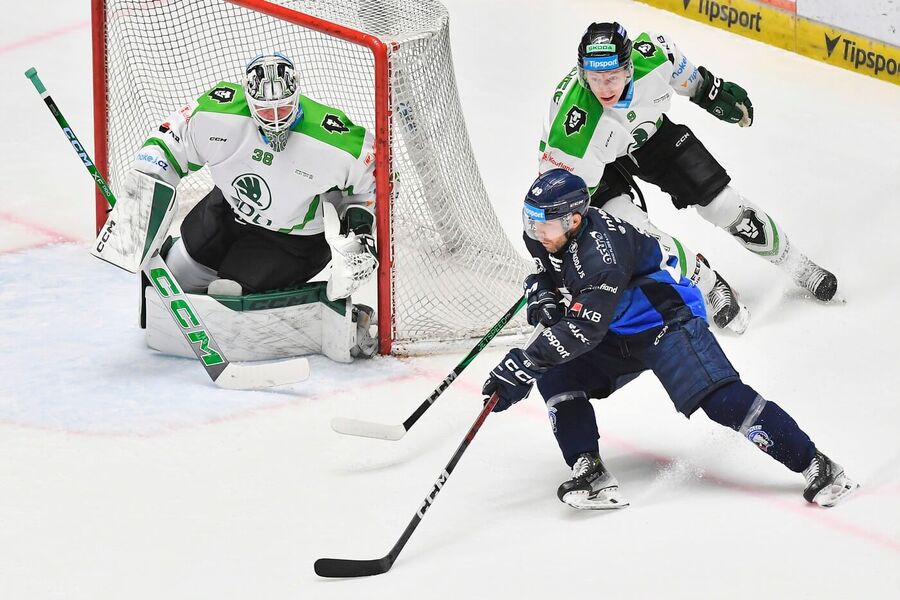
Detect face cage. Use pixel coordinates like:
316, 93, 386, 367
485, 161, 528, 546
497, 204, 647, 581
248, 92, 301, 152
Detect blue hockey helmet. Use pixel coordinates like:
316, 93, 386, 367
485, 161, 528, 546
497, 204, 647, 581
523, 169, 590, 242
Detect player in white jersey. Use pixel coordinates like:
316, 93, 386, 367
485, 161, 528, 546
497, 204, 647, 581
134, 52, 377, 300
105, 52, 379, 360
540, 23, 839, 332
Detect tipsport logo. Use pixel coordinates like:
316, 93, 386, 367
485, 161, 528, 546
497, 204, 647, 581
682, 0, 762, 33
824, 33, 899, 77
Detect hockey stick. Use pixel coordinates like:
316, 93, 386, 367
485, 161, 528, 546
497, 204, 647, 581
315, 392, 500, 577
331, 294, 526, 440
25, 67, 310, 390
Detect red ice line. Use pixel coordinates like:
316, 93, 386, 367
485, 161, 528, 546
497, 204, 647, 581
0, 211, 80, 255
0, 20, 89, 55
4, 341, 895, 553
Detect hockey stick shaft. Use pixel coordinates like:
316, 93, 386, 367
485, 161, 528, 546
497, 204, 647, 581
331, 295, 525, 440
25, 68, 117, 209
314, 393, 499, 578
25, 67, 308, 389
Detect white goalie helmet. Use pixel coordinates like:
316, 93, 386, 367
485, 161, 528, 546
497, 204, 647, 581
243, 52, 302, 152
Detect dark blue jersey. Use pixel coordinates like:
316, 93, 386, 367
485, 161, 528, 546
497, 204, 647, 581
523, 207, 706, 370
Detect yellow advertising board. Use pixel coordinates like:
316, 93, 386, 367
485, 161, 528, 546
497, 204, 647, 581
639, 0, 899, 85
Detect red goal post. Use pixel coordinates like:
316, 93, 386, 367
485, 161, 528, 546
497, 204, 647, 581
91, 0, 529, 355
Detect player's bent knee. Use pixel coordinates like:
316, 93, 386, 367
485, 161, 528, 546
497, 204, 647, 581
698, 380, 761, 431
166, 239, 219, 293
694, 185, 744, 228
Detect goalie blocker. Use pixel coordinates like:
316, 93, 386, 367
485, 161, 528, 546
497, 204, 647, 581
92, 171, 178, 273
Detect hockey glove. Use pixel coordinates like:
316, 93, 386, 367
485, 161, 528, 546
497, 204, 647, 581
526, 288, 564, 327
690, 66, 753, 128
482, 349, 542, 412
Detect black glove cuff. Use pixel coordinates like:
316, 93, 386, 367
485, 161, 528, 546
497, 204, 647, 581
340, 205, 375, 237
691, 66, 719, 107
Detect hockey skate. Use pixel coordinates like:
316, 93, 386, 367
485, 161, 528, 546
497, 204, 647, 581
784, 252, 838, 302
350, 304, 378, 359
698, 255, 750, 334
557, 452, 629, 510
802, 450, 859, 508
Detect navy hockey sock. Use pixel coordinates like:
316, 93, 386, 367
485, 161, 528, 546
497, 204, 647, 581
700, 381, 815, 472
546, 392, 600, 467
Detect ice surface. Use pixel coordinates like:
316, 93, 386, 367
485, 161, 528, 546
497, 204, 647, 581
1, 0, 898, 598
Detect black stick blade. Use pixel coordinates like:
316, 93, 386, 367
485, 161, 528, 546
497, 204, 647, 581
314, 556, 394, 578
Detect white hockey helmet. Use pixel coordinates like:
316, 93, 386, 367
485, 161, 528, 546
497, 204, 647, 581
244, 52, 302, 152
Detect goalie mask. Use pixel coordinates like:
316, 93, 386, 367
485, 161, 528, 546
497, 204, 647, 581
523, 169, 590, 244
244, 52, 302, 152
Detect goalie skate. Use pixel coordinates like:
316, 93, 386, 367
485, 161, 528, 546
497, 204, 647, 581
557, 453, 629, 510
803, 450, 859, 508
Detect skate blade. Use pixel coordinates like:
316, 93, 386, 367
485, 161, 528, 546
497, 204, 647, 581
562, 489, 630, 510
813, 475, 860, 508
724, 305, 751, 335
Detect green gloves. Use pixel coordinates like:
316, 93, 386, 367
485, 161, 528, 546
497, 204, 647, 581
690, 66, 753, 127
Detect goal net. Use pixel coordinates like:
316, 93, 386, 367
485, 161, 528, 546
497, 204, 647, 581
92, 0, 531, 354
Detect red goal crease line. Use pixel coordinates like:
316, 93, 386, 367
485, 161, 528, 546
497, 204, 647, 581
0, 20, 89, 55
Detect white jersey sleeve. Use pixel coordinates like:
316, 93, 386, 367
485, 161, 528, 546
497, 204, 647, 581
133, 101, 203, 188
647, 31, 703, 98
326, 130, 376, 219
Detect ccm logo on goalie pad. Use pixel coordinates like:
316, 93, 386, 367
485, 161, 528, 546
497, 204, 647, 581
96, 219, 116, 252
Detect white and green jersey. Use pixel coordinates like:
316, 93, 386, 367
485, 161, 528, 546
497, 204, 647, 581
134, 81, 376, 235
538, 32, 702, 192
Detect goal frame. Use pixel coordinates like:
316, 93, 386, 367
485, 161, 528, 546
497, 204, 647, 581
91, 0, 396, 354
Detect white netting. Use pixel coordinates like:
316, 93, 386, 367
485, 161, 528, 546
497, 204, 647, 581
98, 0, 530, 351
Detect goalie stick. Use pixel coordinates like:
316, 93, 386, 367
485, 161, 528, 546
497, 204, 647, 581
331, 295, 526, 440
315, 393, 500, 577
25, 67, 310, 390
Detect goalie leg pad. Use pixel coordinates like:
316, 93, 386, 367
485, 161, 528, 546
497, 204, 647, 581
145, 283, 371, 363
92, 170, 178, 273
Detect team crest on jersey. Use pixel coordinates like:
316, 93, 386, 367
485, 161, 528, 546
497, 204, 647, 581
322, 113, 349, 133
231, 173, 273, 211
208, 86, 236, 104
564, 105, 588, 136
729, 207, 768, 247
627, 121, 657, 154
634, 41, 656, 59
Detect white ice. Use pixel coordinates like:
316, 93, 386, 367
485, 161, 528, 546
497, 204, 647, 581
1, 0, 899, 598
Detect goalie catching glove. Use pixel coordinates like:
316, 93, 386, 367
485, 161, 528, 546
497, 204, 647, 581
327, 205, 378, 301
690, 66, 753, 128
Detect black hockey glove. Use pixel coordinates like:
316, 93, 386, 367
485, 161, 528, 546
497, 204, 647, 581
341, 205, 377, 257
526, 288, 564, 327
690, 66, 754, 127
482, 349, 541, 412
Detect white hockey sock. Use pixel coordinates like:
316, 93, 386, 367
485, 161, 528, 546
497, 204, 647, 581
696, 186, 789, 264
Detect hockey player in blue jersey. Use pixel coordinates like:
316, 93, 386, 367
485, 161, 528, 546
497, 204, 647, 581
482, 169, 857, 510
